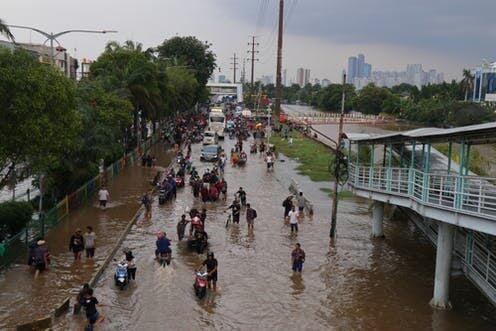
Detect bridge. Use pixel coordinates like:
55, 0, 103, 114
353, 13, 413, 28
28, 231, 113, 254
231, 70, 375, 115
344, 122, 496, 309
206, 82, 243, 103
287, 111, 387, 125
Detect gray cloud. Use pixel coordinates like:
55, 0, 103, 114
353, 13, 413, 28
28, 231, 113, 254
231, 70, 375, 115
215, 0, 496, 60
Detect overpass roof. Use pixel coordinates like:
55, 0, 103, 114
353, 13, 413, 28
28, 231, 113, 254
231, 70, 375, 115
344, 121, 496, 145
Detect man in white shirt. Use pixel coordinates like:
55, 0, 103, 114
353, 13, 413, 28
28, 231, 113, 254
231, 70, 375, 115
98, 186, 110, 209
288, 205, 299, 234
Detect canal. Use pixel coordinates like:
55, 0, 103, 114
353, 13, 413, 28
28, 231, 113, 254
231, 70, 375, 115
57, 120, 495, 330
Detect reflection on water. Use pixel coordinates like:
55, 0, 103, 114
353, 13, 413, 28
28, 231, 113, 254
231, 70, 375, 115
54, 134, 495, 330
0, 145, 171, 329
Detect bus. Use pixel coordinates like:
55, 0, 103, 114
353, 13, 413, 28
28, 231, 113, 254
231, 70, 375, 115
209, 110, 225, 139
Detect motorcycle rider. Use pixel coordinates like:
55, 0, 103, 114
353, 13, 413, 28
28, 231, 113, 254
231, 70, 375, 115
197, 252, 218, 291
155, 232, 171, 259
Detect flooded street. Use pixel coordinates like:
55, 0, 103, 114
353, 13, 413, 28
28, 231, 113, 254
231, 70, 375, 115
0, 145, 171, 329
58, 134, 495, 330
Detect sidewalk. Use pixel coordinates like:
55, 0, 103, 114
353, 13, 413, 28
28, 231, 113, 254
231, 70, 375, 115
0, 145, 171, 329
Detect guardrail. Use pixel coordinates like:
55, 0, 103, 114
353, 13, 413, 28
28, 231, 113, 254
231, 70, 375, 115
348, 163, 496, 220
0, 133, 161, 268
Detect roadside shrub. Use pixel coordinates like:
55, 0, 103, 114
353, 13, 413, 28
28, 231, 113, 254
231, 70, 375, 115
0, 201, 34, 239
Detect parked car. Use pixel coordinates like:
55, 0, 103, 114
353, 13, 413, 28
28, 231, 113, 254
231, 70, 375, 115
202, 130, 218, 145
200, 145, 222, 162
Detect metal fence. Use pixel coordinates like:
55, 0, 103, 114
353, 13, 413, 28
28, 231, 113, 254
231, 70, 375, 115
348, 163, 496, 220
0, 133, 160, 267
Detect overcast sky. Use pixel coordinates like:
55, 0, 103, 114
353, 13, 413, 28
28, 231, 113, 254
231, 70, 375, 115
2, 0, 495, 82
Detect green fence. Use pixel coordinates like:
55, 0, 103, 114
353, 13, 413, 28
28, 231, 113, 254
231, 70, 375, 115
0, 133, 160, 268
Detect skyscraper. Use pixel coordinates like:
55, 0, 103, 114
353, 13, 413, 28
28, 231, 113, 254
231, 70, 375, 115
357, 54, 365, 77
363, 63, 372, 78
304, 69, 311, 85
296, 68, 305, 86
347, 57, 357, 83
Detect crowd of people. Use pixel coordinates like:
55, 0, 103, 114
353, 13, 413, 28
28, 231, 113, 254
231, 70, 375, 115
25, 105, 314, 330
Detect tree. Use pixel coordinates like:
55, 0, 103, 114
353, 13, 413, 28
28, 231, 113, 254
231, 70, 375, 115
460, 69, 474, 101
0, 18, 14, 41
355, 84, 392, 115
0, 48, 81, 190
447, 102, 495, 127
164, 66, 199, 113
157, 36, 216, 101
91, 41, 165, 143
44, 80, 134, 199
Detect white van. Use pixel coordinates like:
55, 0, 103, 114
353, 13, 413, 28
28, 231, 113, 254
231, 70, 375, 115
203, 130, 218, 145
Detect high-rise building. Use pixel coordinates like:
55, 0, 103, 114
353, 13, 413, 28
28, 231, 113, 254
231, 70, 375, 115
296, 68, 305, 86
314, 78, 320, 85
357, 54, 365, 77
282, 69, 287, 86
363, 63, 372, 78
321, 79, 331, 87
347, 57, 357, 83
304, 69, 311, 85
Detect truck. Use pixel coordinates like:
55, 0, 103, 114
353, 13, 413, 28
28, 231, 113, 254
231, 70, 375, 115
208, 110, 225, 139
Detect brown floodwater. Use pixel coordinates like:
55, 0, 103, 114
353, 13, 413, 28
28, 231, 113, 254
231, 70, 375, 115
0, 145, 171, 329
55, 134, 495, 330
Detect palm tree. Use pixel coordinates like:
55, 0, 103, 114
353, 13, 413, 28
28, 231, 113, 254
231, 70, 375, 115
461, 69, 474, 101
0, 18, 15, 41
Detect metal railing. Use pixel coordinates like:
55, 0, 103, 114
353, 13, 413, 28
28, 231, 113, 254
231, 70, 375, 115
348, 163, 496, 220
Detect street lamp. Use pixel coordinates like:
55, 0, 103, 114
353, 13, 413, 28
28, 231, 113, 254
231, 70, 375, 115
7, 25, 117, 66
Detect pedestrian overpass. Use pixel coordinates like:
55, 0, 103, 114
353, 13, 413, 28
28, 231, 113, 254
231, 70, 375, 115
206, 82, 243, 103
344, 122, 496, 309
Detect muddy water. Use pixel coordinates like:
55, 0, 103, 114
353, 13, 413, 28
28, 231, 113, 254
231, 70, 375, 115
58, 136, 495, 330
0, 145, 171, 329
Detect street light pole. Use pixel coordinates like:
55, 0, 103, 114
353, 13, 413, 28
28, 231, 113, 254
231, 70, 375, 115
7, 25, 117, 66
330, 71, 347, 239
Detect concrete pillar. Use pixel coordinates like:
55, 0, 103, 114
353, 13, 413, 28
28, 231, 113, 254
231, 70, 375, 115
372, 201, 385, 238
430, 222, 455, 309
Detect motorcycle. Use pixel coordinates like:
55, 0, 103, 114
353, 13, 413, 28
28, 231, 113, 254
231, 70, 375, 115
157, 251, 171, 267
187, 231, 208, 254
193, 271, 208, 299
250, 144, 257, 154
114, 261, 129, 290
159, 187, 173, 204
175, 176, 185, 188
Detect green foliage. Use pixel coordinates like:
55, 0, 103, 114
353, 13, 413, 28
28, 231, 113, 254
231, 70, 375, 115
0, 201, 33, 236
0, 18, 14, 41
355, 83, 393, 115
269, 131, 335, 182
165, 66, 199, 112
0, 48, 81, 189
157, 36, 216, 101
447, 102, 495, 127
435, 143, 490, 176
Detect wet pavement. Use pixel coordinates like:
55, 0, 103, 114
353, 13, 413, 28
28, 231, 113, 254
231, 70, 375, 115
57, 134, 495, 330
0, 145, 172, 329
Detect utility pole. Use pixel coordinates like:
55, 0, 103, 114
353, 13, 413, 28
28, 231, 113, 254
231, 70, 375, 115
247, 36, 259, 86
275, 0, 284, 115
330, 71, 347, 239
241, 58, 246, 83
230, 53, 238, 83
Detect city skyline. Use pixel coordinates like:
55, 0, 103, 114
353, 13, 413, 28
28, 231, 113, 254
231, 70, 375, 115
2, 0, 492, 84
